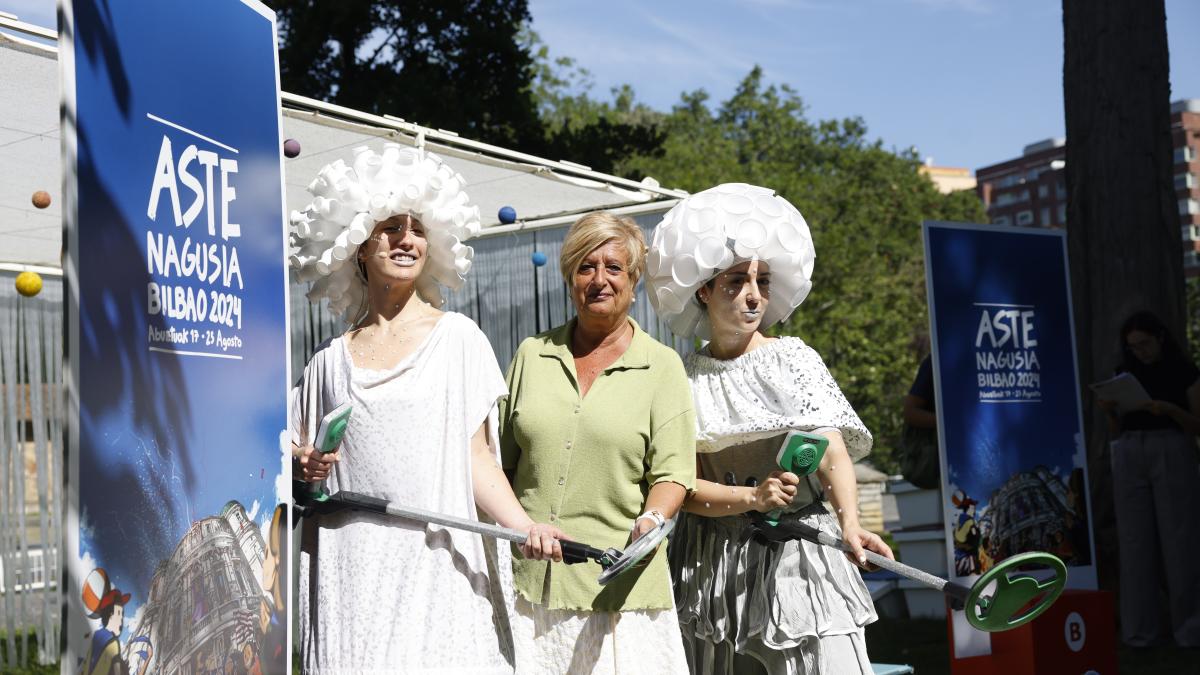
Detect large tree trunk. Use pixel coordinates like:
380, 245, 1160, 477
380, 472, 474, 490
1062, 0, 1184, 594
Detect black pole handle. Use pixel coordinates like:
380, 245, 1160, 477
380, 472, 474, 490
560, 540, 606, 565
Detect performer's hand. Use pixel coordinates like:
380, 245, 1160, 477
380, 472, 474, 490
631, 516, 658, 543
521, 522, 566, 563
842, 524, 894, 571
1137, 399, 1173, 416
1096, 398, 1118, 416
294, 444, 338, 482
752, 471, 799, 512
629, 514, 666, 568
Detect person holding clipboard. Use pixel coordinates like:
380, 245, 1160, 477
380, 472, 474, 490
1096, 310, 1200, 649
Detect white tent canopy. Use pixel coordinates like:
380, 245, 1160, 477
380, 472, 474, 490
0, 18, 685, 271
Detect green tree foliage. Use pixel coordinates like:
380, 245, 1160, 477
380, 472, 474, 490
270, 0, 543, 147
621, 68, 986, 472
269, 8, 667, 170
524, 31, 665, 175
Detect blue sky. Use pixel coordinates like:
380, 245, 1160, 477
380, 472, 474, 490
5, 0, 1198, 172
529, 0, 1200, 172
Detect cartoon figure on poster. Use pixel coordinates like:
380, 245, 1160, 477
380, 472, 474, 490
952, 490, 981, 576
80, 568, 152, 675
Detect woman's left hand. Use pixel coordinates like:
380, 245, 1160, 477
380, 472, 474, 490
842, 524, 895, 570
1137, 399, 1176, 416
631, 516, 658, 543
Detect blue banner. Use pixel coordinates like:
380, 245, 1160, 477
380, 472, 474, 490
924, 221, 1096, 591
62, 2, 289, 673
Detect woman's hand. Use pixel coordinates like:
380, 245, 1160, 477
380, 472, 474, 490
751, 471, 799, 513
1097, 398, 1119, 416
294, 444, 338, 482
520, 522, 567, 562
842, 523, 895, 570
1137, 399, 1177, 417
631, 516, 658, 543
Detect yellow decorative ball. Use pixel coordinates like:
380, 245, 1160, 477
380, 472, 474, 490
15, 271, 43, 297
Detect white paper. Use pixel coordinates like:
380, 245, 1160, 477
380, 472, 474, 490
1089, 372, 1151, 413
951, 608, 993, 658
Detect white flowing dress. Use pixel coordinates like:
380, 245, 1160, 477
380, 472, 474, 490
671, 337, 878, 675
293, 313, 515, 674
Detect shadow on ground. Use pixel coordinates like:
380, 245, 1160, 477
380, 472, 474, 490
866, 617, 1200, 675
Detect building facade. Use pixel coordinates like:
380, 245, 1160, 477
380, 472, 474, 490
1174, 99, 1200, 273
123, 501, 267, 674
919, 163, 977, 194
975, 98, 1200, 276
975, 137, 1067, 230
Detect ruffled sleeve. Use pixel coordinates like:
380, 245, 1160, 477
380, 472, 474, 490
685, 337, 873, 461
782, 340, 873, 462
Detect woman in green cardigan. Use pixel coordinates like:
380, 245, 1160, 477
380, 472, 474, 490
501, 211, 695, 674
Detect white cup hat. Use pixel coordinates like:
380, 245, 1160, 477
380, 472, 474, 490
645, 183, 815, 340
288, 144, 480, 318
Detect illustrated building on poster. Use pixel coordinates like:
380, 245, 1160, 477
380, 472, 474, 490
978, 466, 1090, 570
124, 501, 267, 673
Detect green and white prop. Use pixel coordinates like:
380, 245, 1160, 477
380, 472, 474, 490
295, 490, 674, 585
741, 452, 1068, 633
750, 514, 1067, 632
762, 430, 829, 527
307, 402, 353, 502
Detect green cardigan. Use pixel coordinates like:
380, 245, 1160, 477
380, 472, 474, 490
500, 318, 696, 611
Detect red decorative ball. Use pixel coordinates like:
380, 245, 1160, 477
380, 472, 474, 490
31, 191, 51, 209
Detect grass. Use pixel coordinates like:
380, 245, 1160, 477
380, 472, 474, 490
0, 629, 57, 675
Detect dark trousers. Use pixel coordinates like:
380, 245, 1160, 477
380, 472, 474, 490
1110, 429, 1200, 647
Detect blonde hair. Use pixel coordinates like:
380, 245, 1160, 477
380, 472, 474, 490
559, 212, 647, 287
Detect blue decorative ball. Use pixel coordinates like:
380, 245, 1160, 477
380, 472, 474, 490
531, 251, 548, 267
498, 206, 517, 224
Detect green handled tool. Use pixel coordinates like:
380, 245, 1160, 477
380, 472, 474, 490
763, 430, 829, 526
747, 510, 1067, 632
307, 402, 352, 502
776, 430, 828, 476
739, 462, 1068, 632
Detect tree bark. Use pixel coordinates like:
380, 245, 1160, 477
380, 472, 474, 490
1062, 0, 1184, 594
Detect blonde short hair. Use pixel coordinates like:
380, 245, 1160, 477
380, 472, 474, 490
559, 212, 647, 287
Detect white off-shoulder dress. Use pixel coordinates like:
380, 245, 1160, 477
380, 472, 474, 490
670, 337, 878, 675
293, 313, 515, 674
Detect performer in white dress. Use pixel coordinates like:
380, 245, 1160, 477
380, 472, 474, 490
289, 145, 563, 674
645, 184, 895, 674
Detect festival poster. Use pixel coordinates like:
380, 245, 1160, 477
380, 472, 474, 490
924, 221, 1097, 590
60, 1, 290, 673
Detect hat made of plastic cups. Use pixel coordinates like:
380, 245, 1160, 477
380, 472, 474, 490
82, 568, 131, 619
288, 144, 482, 319
645, 183, 815, 340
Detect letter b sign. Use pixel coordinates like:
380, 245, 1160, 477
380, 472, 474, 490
1064, 611, 1086, 652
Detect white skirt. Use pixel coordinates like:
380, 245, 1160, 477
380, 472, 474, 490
511, 594, 689, 674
